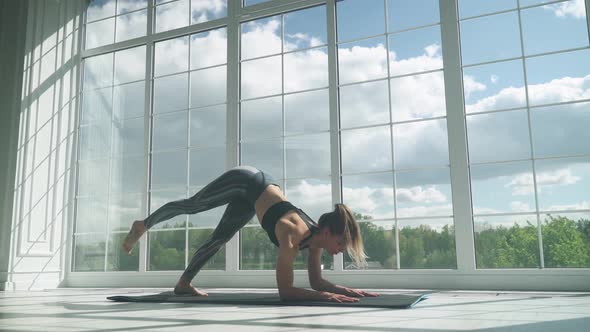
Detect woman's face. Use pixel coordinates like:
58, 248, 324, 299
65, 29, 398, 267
323, 230, 346, 255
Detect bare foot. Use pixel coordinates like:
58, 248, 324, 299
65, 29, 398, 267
174, 281, 208, 296
122, 220, 146, 255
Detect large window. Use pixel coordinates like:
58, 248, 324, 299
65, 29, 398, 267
337, 0, 455, 270
239, 5, 333, 270
460, 0, 590, 268
72, 0, 590, 279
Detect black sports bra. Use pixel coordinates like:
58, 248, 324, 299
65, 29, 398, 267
261, 201, 319, 248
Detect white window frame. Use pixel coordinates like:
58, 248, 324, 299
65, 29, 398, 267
65, 0, 590, 291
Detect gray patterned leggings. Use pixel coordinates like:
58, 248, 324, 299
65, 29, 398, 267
143, 165, 278, 282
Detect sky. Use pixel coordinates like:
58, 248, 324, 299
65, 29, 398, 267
77, 0, 590, 233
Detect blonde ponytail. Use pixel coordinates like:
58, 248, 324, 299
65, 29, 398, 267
318, 203, 368, 268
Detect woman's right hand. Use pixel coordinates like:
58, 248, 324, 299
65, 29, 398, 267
320, 291, 359, 303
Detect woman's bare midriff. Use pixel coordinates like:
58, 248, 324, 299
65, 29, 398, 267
254, 184, 310, 245
254, 184, 287, 223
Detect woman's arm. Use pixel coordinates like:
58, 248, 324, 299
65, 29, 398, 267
307, 246, 379, 298
276, 225, 358, 302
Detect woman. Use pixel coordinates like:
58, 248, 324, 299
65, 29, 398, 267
122, 165, 378, 302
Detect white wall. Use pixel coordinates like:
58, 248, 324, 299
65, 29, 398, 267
1, 0, 81, 291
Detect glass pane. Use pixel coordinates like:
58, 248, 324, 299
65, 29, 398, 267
339, 80, 389, 129
79, 122, 111, 160
112, 116, 144, 157
341, 125, 392, 174
153, 111, 188, 151
151, 150, 188, 189
531, 102, 590, 158
81, 88, 112, 125
73, 234, 106, 271
474, 214, 540, 268
84, 53, 113, 90
190, 105, 226, 147
154, 36, 189, 77
241, 16, 282, 60
460, 12, 521, 65
241, 55, 282, 99
286, 133, 331, 178
87, 0, 116, 22
470, 161, 536, 214
338, 37, 388, 85
521, 1, 589, 56
108, 192, 143, 232
76, 196, 108, 233
149, 230, 186, 270
336, 0, 385, 42
285, 177, 332, 220
113, 81, 145, 120
240, 225, 279, 270
241, 139, 283, 178
86, 17, 115, 49
284, 89, 329, 135
463, 60, 526, 114
150, 188, 187, 229
399, 218, 456, 269
390, 71, 446, 121
114, 45, 145, 84
155, 0, 189, 33
190, 0, 227, 24
284, 47, 329, 93
78, 159, 110, 196
526, 49, 590, 106
189, 147, 226, 187
110, 155, 145, 193
387, 0, 439, 31
115, 9, 147, 43
117, 0, 148, 14
244, 0, 271, 5
395, 168, 453, 218
466, 110, 531, 163
393, 119, 449, 169
153, 73, 189, 113
541, 212, 590, 268
107, 232, 139, 271
190, 66, 227, 108
389, 25, 443, 77
241, 96, 282, 140
284, 5, 327, 52
536, 157, 590, 212
190, 28, 227, 70
342, 172, 395, 220
345, 220, 396, 270
188, 229, 225, 269
458, 0, 517, 18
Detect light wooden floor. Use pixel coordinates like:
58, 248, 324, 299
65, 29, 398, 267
1, 288, 590, 331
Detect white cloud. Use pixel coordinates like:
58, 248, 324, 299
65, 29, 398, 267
510, 201, 531, 212
506, 168, 581, 196
490, 74, 499, 84
396, 186, 447, 204
547, 201, 590, 211
543, 0, 586, 19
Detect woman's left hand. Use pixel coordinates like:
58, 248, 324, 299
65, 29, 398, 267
339, 287, 379, 297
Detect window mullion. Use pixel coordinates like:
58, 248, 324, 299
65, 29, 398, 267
326, 0, 343, 272
439, 0, 476, 272
225, 0, 241, 273
139, 0, 155, 273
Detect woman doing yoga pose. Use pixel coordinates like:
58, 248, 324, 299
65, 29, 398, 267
122, 165, 378, 302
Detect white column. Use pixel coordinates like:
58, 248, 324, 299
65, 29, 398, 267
439, 0, 476, 272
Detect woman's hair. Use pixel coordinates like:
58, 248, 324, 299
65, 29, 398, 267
317, 203, 368, 268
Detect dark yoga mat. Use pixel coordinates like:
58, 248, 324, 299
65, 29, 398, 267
107, 291, 430, 309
